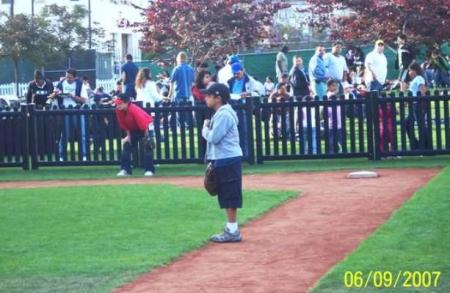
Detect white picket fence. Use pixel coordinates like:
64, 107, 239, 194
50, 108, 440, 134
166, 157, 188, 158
0, 83, 29, 98
96, 79, 117, 93
0, 79, 117, 98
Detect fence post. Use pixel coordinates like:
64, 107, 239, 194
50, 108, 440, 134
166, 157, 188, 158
28, 104, 39, 170
20, 104, 30, 170
367, 91, 381, 160
246, 97, 255, 165
253, 97, 263, 164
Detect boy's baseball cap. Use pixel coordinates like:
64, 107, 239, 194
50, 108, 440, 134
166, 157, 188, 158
201, 83, 231, 101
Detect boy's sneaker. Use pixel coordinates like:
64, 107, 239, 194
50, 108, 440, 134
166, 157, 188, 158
144, 171, 154, 177
210, 228, 242, 243
117, 169, 131, 177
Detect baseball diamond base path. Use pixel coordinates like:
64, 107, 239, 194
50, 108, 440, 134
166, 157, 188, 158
0, 169, 439, 293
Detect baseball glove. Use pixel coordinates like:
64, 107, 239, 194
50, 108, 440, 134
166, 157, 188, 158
204, 162, 218, 196
142, 133, 155, 151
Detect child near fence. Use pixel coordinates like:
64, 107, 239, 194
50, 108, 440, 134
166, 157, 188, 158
325, 80, 343, 153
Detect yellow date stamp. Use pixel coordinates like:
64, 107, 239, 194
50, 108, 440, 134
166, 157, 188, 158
344, 271, 442, 289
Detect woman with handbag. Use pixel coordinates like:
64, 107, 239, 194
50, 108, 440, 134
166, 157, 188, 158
202, 83, 243, 243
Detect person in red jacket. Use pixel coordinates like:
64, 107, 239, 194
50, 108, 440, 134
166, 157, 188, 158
114, 94, 155, 177
192, 70, 213, 102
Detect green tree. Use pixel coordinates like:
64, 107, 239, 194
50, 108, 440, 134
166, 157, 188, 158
40, 4, 105, 63
0, 13, 53, 95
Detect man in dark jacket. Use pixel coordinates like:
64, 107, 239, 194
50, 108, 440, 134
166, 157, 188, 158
430, 49, 450, 87
289, 55, 310, 98
395, 34, 416, 91
227, 63, 258, 158
26, 70, 54, 107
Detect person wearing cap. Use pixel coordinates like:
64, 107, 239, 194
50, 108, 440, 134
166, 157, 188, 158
218, 54, 241, 85
308, 46, 328, 100
115, 94, 156, 177
276, 45, 289, 82
364, 40, 388, 91
202, 83, 243, 243
227, 62, 259, 157
227, 62, 260, 98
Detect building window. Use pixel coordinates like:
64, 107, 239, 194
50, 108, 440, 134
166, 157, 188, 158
2, 0, 11, 4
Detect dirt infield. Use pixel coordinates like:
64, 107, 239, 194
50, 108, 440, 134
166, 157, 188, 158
0, 169, 439, 293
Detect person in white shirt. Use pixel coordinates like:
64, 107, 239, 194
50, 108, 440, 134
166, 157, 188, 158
51, 68, 88, 161
264, 76, 275, 96
404, 63, 429, 150
275, 46, 289, 82
81, 76, 94, 106
324, 41, 349, 93
135, 68, 163, 108
364, 40, 388, 91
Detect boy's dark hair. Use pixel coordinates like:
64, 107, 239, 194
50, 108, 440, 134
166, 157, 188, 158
408, 63, 423, 76
281, 73, 289, 79
266, 76, 274, 82
116, 80, 122, 85
82, 76, 89, 82
66, 68, 77, 77
276, 82, 287, 90
34, 70, 44, 81
126, 54, 133, 61
327, 79, 337, 87
333, 41, 344, 47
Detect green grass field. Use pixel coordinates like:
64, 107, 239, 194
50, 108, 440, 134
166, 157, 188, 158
1, 156, 448, 293
312, 167, 450, 293
0, 184, 297, 293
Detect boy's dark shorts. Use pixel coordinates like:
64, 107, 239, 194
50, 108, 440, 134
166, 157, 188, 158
214, 160, 243, 209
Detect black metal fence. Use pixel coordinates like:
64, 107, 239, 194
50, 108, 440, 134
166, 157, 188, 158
0, 105, 29, 169
0, 90, 449, 170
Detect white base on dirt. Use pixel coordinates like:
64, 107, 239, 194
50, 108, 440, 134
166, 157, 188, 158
346, 171, 379, 179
